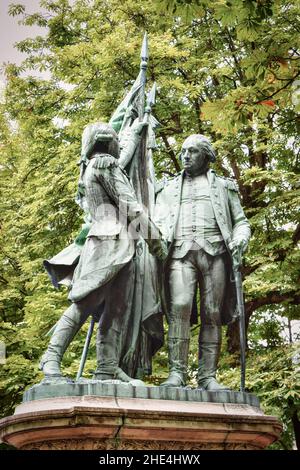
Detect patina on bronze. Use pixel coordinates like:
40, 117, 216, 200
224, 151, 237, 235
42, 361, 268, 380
154, 134, 251, 390
40, 35, 250, 391
41, 35, 167, 383
40, 122, 167, 383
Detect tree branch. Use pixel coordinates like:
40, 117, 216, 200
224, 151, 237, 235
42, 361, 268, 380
160, 170, 177, 178
223, 26, 244, 82
255, 71, 300, 104
159, 131, 181, 173
245, 291, 300, 318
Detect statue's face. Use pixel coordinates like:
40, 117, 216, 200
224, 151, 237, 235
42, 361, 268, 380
181, 136, 209, 176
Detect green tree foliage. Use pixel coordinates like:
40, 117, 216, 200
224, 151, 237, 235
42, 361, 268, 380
0, 0, 299, 449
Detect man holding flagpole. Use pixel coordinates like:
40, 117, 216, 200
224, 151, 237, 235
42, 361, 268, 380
41, 34, 167, 382
40, 121, 167, 382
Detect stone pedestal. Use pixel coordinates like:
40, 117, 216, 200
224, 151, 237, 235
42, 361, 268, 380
0, 382, 281, 450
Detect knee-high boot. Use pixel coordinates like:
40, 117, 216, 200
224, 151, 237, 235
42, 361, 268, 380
160, 320, 190, 387
94, 326, 136, 382
40, 304, 85, 376
197, 324, 229, 390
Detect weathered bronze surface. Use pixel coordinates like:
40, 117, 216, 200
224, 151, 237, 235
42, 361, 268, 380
41, 35, 167, 384
39, 39, 250, 393
40, 122, 166, 383
154, 134, 250, 390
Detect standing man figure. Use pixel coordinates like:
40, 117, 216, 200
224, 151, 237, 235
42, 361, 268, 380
40, 122, 166, 382
155, 135, 250, 390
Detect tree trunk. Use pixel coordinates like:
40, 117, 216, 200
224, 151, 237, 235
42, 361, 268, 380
226, 320, 240, 354
226, 311, 251, 354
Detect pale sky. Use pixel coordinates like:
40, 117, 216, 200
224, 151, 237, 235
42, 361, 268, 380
0, 0, 46, 80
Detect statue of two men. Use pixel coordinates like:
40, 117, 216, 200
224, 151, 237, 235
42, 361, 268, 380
41, 124, 250, 390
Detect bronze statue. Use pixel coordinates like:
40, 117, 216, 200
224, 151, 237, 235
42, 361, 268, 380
155, 134, 251, 390
40, 122, 167, 382
41, 35, 167, 383
40, 35, 250, 390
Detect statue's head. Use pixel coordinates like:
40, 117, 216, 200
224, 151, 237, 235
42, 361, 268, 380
81, 122, 119, 162
180, 134, 216, 176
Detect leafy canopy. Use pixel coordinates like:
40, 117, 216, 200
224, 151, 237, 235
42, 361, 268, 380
0, 0, 299, 449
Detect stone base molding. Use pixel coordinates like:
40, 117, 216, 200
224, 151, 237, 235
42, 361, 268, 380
0, 395, 282, 450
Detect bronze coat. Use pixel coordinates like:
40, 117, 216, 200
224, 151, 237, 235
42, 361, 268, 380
154, 169, 251, 326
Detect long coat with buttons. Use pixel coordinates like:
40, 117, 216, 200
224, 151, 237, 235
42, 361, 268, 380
154, 169, 251, 326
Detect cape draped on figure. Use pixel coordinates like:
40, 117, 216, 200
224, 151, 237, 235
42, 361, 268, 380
44, 35, 164, 379
44, 152, 163, 378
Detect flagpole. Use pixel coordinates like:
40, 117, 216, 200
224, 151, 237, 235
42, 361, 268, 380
137, 32, 149, 208
139, 32, 148, 120
77, 35, 152, 380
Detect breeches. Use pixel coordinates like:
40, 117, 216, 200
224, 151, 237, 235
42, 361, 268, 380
65, 259, 134, 333
169, 250, 226, 326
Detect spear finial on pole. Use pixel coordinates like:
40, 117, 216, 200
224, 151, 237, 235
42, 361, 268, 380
144, 82, 156, 121
140, 32, 149, 65
147, 82, 156, 107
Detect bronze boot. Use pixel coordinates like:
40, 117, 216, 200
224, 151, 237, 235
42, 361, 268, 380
160, 321, 190, 387
40, 305, 83, 377
94, 326, 138, 382
197, 325, 229, 391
